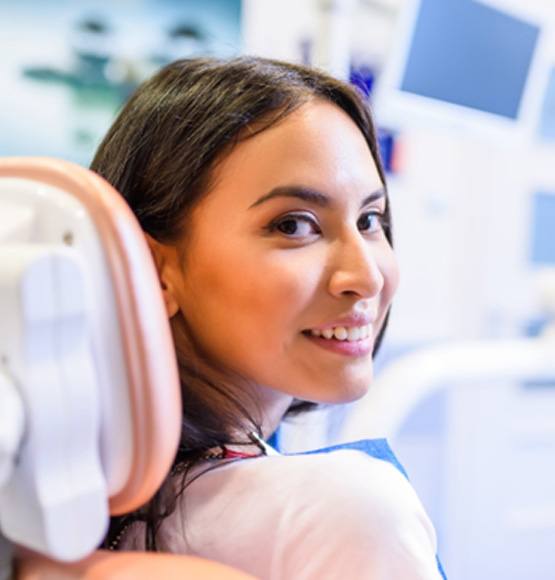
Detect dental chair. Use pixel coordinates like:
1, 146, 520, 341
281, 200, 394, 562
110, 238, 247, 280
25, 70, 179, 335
0, 158, 253, 579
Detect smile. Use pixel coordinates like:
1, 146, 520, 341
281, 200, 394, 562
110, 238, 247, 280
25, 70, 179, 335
305, 324, 372, 342
302, 325, 373, 357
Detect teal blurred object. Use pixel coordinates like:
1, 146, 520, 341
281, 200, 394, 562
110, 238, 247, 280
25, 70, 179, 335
0, 0, 241, 165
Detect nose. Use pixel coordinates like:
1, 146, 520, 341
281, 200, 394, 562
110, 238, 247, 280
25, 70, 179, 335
327, 232, 385, 299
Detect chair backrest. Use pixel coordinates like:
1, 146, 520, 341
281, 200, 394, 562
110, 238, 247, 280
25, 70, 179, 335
0, 157, 255, 579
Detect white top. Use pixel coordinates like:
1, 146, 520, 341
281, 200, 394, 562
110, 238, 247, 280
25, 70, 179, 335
122, 448, 442, 580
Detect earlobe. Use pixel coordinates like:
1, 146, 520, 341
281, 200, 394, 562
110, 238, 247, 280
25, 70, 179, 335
160, 285, 180, 319
145, 234, 181, 319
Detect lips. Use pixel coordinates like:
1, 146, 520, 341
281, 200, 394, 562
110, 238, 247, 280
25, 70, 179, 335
306, 313, 377, 332
303, 312, 378, 340
302, 330, 372, 357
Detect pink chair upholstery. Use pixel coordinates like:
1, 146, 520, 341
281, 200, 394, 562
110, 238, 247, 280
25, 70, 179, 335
17, 550, 253, 579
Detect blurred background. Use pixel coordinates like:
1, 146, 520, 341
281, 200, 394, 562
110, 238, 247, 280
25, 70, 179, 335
2, 0, 555, 578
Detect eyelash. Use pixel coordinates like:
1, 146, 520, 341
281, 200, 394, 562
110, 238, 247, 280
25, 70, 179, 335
267, 211, 386, 239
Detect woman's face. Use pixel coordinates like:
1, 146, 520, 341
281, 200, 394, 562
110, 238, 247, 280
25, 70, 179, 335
167, 100, 399, 413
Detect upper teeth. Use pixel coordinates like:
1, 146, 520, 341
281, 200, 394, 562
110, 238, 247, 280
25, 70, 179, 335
310, 325, 372, 342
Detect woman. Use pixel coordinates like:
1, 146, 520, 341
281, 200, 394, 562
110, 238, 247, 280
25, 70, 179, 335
92, 56, 445, 579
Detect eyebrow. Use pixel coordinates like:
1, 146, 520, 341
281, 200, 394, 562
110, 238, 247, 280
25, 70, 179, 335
248, 185, 386, 211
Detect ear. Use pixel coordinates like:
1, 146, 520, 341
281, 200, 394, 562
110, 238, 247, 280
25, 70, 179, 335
145, 234, 181, 319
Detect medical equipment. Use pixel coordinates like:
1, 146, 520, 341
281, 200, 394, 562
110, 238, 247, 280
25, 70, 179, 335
339, 334, 555, 440
0, 158, 252, 579
374, 0, 544, 138
338, 330, 555, 579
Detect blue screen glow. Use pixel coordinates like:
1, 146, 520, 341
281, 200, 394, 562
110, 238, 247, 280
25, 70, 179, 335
531, 192, 555, 265
537, 67, 555, 141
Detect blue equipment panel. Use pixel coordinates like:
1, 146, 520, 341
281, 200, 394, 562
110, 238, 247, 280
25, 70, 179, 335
531, 192, 555, 265
537, 67, 555, 141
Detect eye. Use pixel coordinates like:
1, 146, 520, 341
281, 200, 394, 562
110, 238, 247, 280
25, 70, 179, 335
268, 214, 320, 238
357, 211, 385, 234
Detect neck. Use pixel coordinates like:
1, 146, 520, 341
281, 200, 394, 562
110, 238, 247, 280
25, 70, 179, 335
223, 389, 292, 455
257, 387, 294, 441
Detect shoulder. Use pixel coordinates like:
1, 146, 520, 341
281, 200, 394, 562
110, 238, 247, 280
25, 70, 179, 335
172, 450, 441, 578
222, 449, 419, 509
190, 449, 429, 526
257, 450, 434, 535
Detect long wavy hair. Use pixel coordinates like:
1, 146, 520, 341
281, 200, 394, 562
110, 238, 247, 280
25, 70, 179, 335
91, 56, 393, 550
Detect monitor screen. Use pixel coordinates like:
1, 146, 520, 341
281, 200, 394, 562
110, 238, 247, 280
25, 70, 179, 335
379, 0, 541, 125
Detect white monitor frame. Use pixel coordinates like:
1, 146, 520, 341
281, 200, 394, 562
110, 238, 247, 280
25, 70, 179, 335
373, 0, 550, 142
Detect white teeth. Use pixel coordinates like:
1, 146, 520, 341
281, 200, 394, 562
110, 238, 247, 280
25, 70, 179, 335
333, 327, 348, 341
322, 328, 334, 339
347, 327, 360, 341
308, 324, 372, 341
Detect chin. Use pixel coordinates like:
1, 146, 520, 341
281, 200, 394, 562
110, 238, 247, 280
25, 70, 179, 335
339, 368, 375, 402
308, 379, 371, 405
342, 382, 371, 403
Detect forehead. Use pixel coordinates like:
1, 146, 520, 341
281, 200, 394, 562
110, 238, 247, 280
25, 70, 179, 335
203, 100, 383, 211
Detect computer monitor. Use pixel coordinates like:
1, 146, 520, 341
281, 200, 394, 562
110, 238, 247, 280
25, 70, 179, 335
374, 0, 544, 136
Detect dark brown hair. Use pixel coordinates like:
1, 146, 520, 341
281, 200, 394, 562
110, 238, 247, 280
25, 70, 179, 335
91, 56, 393, 550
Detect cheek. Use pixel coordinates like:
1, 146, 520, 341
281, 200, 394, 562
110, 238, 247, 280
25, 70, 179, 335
182, 245, 319, 352
235, 254, 319, 336
194, 255, 318, 385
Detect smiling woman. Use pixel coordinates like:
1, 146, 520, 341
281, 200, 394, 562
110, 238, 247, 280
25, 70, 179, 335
166, 100, 398, 415
91, 57, 445, 579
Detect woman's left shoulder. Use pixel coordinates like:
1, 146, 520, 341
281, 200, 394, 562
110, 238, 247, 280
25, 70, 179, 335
175, 449, 442, 578
241, 450, 441, 579
213, 449, 434, 542
262, 449, 427, 519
